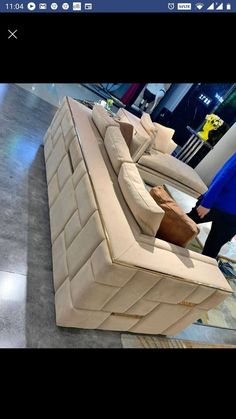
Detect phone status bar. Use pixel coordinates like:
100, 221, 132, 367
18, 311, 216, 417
1, 1, 235, 13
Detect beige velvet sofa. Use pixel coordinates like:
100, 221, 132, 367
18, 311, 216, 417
116, 108, 208, 198
43, 97, 232, 336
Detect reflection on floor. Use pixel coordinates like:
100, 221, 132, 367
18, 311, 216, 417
16, 83, 113, 108
121, 333, 236, 348
0, 83, 236, 347
164, 185, 236, 330
200, 277, 236, 329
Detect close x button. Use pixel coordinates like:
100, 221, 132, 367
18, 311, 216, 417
8, 29, 18, 39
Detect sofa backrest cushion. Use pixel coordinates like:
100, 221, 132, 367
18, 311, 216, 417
118, 162, 165, 236
130, 132, 152, 162
140, 113, 157, 135
92, 104, 119, 138
140, 113, 165, 154
152, 122, 175, 154
104, 126, 133, 174
116, 108, 145, 135
166, 139, 178, 155
115, 120, 134, 148
115, 108, 152, 161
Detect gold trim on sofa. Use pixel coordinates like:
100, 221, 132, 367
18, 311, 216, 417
179, 301, 197, 308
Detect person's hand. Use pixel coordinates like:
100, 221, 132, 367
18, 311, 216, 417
196, 205, 210, 219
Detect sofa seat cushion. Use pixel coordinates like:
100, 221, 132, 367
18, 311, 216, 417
150, 186, 200, 247
138, 151, 208, 195
118, 162, 164, 236
104, 126, 133, 174
92, 104, 119, 138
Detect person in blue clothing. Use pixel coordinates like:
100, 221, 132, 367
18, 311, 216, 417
187, 152, 236, 259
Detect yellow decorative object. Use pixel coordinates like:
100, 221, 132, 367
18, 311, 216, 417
106, 99, 114, 111
198, 114, 224, 141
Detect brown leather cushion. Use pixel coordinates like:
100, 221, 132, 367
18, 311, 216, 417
114, 119, 134, 148
150, 186, 200, 247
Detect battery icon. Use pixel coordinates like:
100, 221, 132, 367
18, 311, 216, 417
226, 3, 231, 10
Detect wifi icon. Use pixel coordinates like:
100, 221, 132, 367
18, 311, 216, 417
195, 2, 204, 9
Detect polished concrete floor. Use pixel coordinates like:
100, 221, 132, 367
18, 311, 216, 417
16, 84, 102, 107
0, 84, 122, 347
1, 83, 236, 348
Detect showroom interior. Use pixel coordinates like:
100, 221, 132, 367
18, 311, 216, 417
1, 82, 236, 348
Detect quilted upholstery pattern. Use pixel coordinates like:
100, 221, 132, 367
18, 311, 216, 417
43, 97, 232, 335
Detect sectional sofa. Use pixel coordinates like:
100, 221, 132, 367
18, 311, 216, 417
43, 97, 232, 335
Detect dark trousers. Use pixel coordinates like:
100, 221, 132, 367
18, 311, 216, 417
187, 199, 236, 258
143, 89, 156, 103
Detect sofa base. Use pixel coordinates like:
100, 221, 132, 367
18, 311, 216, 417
55, 277, 210, 336
43, 97, 232, 336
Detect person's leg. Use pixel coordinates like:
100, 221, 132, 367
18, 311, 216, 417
139, 88, 148, 108
188, 205, 236, 258
142, 89, 156, 110
139, 89, 149, 108
202, 215, 236, 258
140, 100, 147, 110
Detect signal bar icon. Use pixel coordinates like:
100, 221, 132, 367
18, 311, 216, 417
207, 2, 214, 9
196, 3, 204, 9
216, 3, 223, 9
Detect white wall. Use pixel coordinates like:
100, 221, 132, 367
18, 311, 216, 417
195, 123, 236, 186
